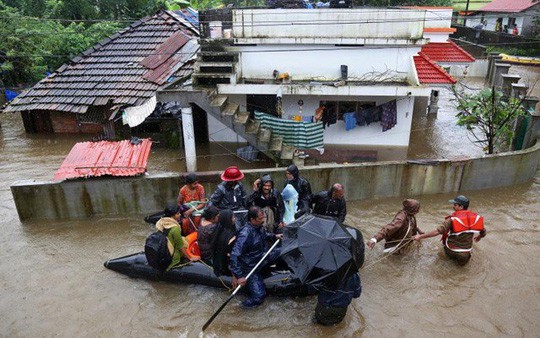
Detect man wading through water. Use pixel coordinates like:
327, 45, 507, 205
413, 195, 486, 265
367, 199, 423, 254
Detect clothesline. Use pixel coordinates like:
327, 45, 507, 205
254, 111, 324, 149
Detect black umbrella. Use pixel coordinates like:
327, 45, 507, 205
280, 214, 364, 289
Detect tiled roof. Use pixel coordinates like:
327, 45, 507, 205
5, 10, 199, 114
479, 0, 536, 12
421, 40, 475, 63
54, 138, 152, 181
414, 52, 457, 84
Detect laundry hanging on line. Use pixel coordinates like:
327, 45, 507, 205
255, 111, 324, 149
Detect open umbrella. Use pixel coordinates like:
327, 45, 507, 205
280, 214, 364, 289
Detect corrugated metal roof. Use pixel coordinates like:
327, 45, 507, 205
421, 40, 475, 63
4, 10, 199, 114
54, 138, 152, 181
414, 53, 457, 84
479, 0, 536, 12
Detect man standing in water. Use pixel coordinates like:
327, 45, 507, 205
230, 206, 282, 308
413, 195, 486, 265
310, 183, 347, 223
367, 199, 423, 255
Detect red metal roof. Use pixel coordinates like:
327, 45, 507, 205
54, 138, 152, 181
414, 52, 457, 85
421, 40, 475, 63
479, 0, 536, 12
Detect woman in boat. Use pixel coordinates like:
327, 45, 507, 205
197, 206, 220, 264
177, 173, 206, 235
211, 209, 237, 277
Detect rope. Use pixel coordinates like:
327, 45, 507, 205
361, 237, 415, 270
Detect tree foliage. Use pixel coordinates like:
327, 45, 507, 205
452, 86, 526, 154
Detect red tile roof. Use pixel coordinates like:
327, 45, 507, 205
479, 0, 536, 12
54, 138, 152, 181
421, 40, 475, 63
414, 52, 457, 85
423, 27, 457, 33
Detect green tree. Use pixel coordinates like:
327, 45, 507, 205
452, 86, 526, 154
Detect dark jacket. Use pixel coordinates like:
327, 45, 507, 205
207, 182, 247, 211
310, 190, 347, 223
246, 174, 285, 228
230, 221, 276, 278
284, 164, 312, 219
211, 209, 236, 277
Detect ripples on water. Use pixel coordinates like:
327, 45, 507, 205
1, 74, 539, 337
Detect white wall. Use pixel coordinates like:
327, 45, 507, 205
232, 8, 425, 43
447, 59, 489, 78
424, 33, 450, 43
237, 45, 420, 81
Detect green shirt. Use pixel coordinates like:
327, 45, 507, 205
166, 225, 184, 271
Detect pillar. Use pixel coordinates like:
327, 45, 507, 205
511, 83, 528, 99
493, 63, 511, 90
181, 107, 197, 172
501, 74, 521, 100
487, 55, 502, 86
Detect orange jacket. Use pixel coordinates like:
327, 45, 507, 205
449, 210, 484, 234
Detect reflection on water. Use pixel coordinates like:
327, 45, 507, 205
1, 66, 539, 337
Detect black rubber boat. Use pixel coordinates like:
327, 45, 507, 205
104, 252, 311, 297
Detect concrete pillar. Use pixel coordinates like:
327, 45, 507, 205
511, 83, 528, 99
181, 107, 197, 172
522, 97, 540, 149
493, 63, 511, 90
427, 90, 440, 115
487, 55, 502, 86
501, 74, 521, 99
486, 53, 500, 85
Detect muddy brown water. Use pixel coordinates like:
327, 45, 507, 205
1, 72, 539, 336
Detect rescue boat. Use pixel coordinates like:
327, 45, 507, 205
104, 253, 311, 297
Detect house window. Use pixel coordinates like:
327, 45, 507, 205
324, 101, 376, 120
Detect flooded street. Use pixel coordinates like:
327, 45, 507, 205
1, 69, 539, 336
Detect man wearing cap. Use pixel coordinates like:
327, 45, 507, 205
413, 195, 486, 265
177, 173, 206, 235
207, 166, 247, 212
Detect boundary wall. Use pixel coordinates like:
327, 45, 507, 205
11, 141, 540, 221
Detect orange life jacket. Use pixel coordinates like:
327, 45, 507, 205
450, 210, 484, 234
183, 232, 201, 260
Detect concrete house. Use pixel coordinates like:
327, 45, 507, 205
3, 10, 199, 143
464, 0, 540, 36
160, 7, 468, 164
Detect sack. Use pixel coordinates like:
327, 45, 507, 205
144, 229, 172, 271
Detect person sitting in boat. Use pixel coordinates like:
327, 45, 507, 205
197, 206, 220, 264
310, 183, 347, 223
284, 164, 312, 219
246, 174, 285, 233
156, 204, 199, 271
367, 199, 423, 255
177, 172, 206, 235
230, 206, 283, 308
207, 166, 247, 212
211, 209, 237, 277
314, 272, 361, 326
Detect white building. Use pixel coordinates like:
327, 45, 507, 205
170, 7, 470, 163
464, 0, 540, 36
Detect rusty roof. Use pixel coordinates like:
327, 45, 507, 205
54, 138, 152, 181
5, 10, 199, 114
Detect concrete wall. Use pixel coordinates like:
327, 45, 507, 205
237, 45, 419, 82
11, 140, 540, 221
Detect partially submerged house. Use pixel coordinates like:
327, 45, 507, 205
159, 6, 471, 163
3, 10, 199, 143
464, 0, 540, 36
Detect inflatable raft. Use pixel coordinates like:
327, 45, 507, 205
104, 252, 312, 297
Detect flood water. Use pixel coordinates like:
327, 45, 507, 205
1, 68, 539, 337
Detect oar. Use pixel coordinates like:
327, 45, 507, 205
201, 238, 281, 332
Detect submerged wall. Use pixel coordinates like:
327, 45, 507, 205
11, 141, 540, 221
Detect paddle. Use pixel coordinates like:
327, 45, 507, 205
201, 238, 281, 332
